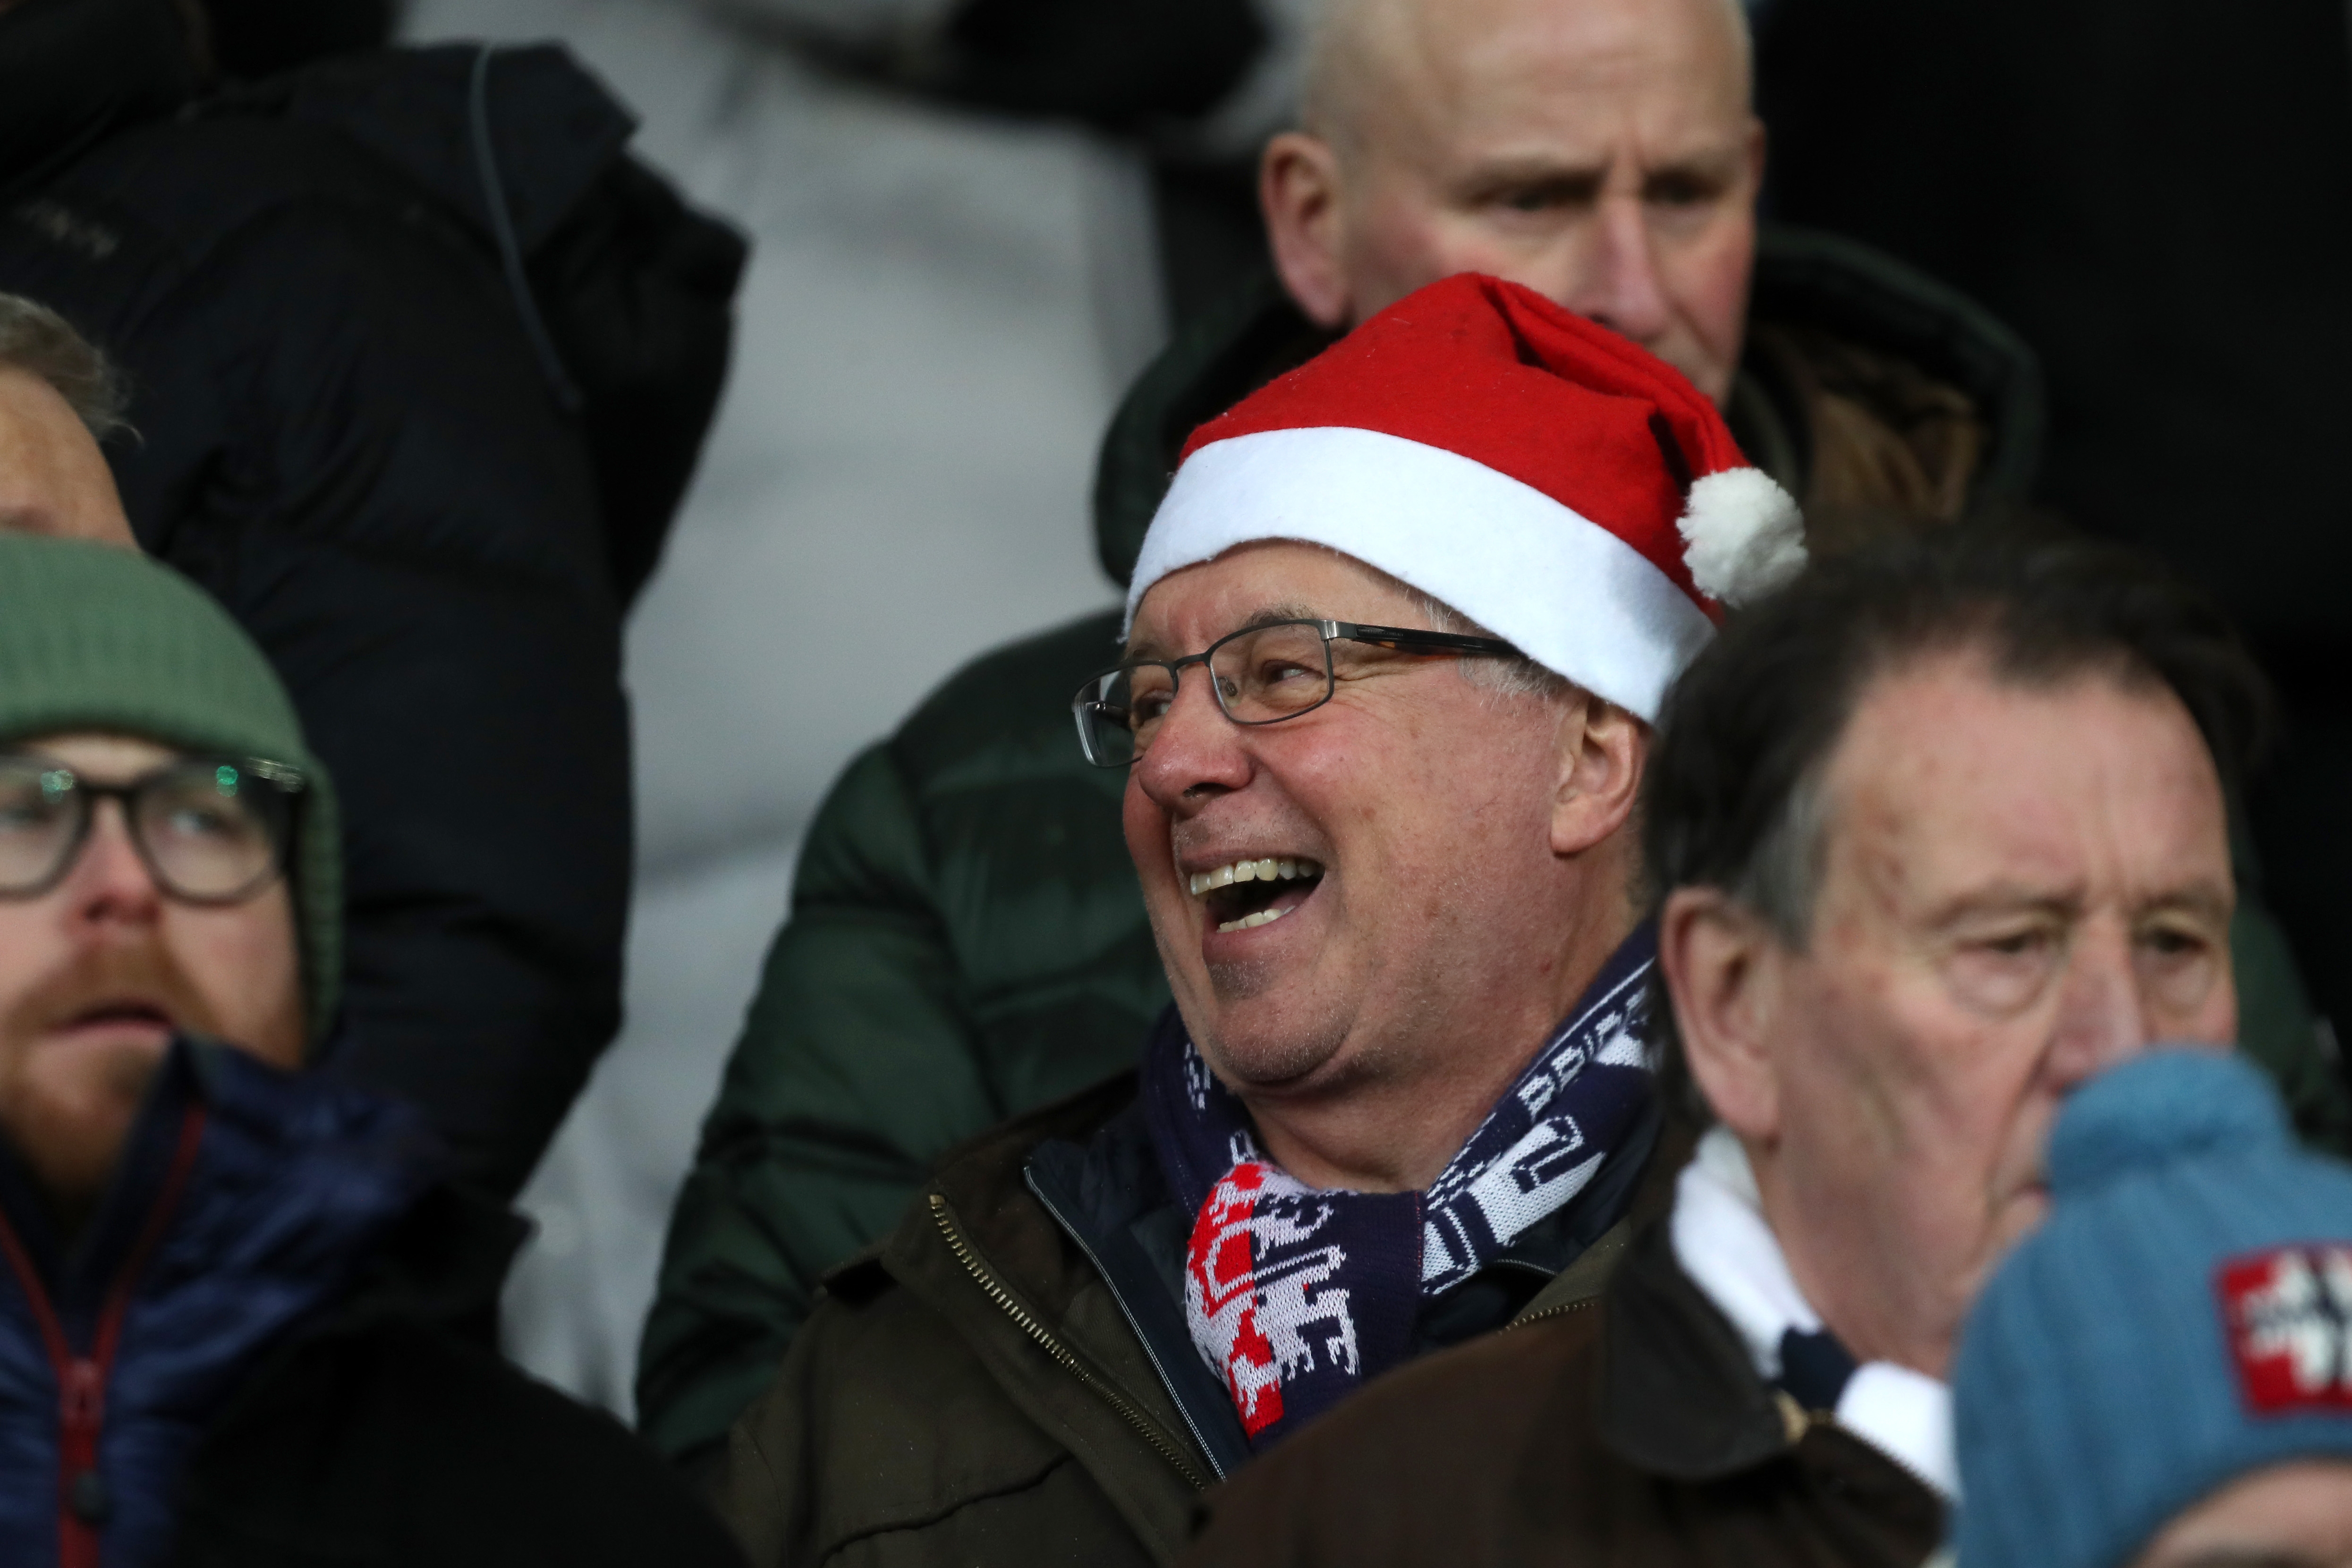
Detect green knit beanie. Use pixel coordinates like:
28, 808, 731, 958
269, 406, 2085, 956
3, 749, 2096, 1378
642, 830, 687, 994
0, 535, 340, 1044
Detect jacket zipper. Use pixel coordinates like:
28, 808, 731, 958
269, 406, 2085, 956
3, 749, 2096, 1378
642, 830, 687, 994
1023, 1171, 1232, 1482
1500, 1296, 1598, 1332
928, 1194, 1209, 1492
0, 1107, 208, 1568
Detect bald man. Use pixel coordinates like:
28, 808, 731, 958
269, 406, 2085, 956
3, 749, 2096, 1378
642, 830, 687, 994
642, 0, 2336, 1482
1266, 0, 1761, 402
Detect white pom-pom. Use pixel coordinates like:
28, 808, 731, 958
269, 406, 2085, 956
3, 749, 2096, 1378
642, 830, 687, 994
1678, 467, 1806, 607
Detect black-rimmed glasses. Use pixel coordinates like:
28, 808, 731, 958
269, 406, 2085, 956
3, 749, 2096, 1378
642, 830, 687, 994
0, 754, 305, 904
1073, 618, 1523, 768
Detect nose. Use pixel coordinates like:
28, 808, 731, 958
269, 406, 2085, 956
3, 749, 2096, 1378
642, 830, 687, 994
1132, 668, 1253, 812
2044, 920, 2155, 1090
64, 800, 164, 932
1568, 194, 1674, 348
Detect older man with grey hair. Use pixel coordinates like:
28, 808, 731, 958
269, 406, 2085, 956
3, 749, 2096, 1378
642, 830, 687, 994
1182, 524, 2260, 1566
643, 0, 2348, 1480
715, 270, 1813, 1566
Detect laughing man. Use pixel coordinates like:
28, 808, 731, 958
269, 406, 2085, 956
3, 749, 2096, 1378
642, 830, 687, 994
716, 273, 1806, 1566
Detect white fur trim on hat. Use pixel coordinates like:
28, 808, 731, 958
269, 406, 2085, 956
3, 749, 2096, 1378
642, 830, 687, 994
1678, 467, 1806, 607
1125, 426, 1716, 722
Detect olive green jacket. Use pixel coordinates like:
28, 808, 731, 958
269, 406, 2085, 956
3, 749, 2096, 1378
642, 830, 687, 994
718, 1076, 1647, 1567
637, 229, 2350, 1466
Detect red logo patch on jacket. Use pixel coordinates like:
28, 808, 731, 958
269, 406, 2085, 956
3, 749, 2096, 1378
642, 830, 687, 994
2217, 1245, 2352, 1413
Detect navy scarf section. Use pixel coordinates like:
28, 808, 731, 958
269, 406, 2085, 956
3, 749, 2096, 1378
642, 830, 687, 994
1141, 923, 1658, 1448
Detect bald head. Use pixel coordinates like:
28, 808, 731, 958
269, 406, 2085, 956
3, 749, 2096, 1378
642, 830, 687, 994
1263, 0, 1763, 402
1303, 0, 1751, 149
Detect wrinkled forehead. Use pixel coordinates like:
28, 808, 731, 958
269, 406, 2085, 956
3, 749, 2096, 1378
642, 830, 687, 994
1816, 652, 2232, 915
1312, 0, 1753, 153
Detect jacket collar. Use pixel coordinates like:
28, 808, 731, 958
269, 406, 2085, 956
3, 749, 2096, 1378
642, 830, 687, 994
1027, 918, 1673, 1475
0, 1035, 442, 1332
1596, 1213, 1806, 1481
0, 0, 198, 197
0, 1037, 456, 1568
1669, 1127, 1958, 1496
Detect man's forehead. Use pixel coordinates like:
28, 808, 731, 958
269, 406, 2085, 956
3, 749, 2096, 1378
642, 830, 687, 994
8, 732, 190, 772
0, 368, 134, 547
1124, 602, 1324, 661
1124, 542, 1432, 658
1818, 654, 2231, 917
1319, 0, 1751, 156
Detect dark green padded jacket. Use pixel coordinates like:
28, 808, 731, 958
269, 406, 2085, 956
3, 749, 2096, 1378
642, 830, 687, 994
637, 229, 2351, 1466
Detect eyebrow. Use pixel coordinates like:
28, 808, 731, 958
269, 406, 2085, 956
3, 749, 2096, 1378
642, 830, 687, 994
1454, 159, 1605, 205
1918, 880, 2235, 932
1452, 142, 1749, 205
1122, 603, 1323, 663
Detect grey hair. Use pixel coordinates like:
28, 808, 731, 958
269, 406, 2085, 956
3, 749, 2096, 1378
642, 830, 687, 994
0, 294, 128, 441
1410, 590, 1576, 703
1725, 760, 1831, 948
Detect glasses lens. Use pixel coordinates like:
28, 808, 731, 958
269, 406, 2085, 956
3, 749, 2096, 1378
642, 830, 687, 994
133, 763, 286, 901
0, 763, 81, 895
1078, 665, 1176, 768
1208, 622, 1333, 724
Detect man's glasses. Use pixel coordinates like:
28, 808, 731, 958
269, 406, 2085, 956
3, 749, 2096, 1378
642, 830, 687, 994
1073, 618, 1523, 768
0, 754, 304, 904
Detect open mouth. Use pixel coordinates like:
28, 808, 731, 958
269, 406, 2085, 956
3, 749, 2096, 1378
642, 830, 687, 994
1188, 856, 1326, 934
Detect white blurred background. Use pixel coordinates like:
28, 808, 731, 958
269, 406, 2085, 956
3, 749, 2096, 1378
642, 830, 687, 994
398, 0, 1299, 1415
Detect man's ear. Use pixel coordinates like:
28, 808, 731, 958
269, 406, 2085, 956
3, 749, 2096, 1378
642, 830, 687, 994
1260, 132, 1352, 329
1659, 885, 1783, 1139
1550, 696, 1645, 857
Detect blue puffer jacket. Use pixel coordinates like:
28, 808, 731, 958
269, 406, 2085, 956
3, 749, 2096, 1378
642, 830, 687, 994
0, 1037, 433, 1568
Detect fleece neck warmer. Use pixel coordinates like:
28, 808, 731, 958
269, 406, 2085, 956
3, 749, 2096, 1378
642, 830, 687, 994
1141, 923, 1658, 1449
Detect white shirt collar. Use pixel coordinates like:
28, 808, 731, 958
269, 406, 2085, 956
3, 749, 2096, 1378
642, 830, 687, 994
1669, 1126, 1959, 1500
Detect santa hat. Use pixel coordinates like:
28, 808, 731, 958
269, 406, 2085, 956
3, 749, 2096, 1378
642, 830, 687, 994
1123, 273, 1806, 722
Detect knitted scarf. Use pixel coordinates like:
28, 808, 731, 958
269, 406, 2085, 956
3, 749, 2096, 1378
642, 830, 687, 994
1141, 924, 1657, 1449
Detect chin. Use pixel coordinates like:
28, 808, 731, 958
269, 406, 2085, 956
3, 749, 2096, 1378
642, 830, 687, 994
1191, 1000, 1351, 1094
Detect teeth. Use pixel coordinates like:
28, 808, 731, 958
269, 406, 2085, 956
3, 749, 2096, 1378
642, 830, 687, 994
1217, 905, 1294, 934
1187, 857, 1325, 898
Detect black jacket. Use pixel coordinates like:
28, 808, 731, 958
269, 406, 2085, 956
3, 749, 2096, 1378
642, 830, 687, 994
175, 1191, 748, 1568
0, 1037, 746, 1568
0, 0, 741, 1197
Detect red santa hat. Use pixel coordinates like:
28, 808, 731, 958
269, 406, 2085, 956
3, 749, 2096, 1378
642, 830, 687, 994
1123, 273, 1806, 722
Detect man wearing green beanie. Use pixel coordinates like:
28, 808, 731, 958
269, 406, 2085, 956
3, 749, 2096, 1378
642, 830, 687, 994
0, 533, 746, 1568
